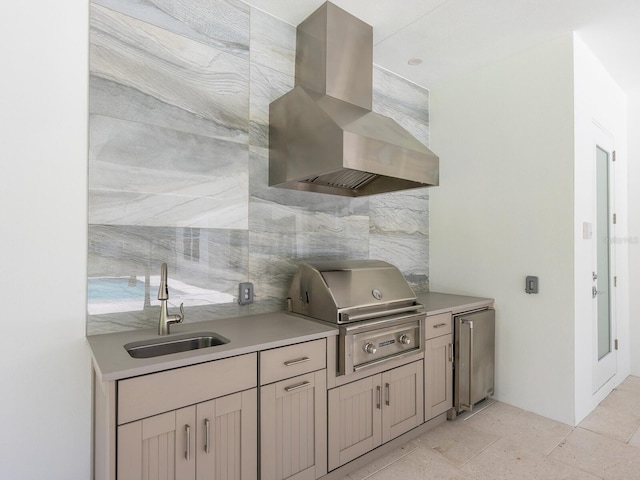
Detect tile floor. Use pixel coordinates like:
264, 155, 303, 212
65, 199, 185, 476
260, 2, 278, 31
341, 375, 640, 480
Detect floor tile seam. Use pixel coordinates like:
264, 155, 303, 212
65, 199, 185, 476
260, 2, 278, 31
546, 425, 576, 457
460, 420, 572, 459
465, 428, 606, 480
351, 445, 419, 480
627, 422, 640, 446
399, 439, 485, 480
576, 422, 637, 446
548, 425, 639, 478
591, 400, 640, 420
545, 454, 608, 480
546, 441, 609, 480
456, 434, 503, 469
459, 398, 499, 421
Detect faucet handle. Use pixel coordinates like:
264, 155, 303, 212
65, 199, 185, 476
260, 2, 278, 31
179, 303, 185, 322
158, 262, 169, 300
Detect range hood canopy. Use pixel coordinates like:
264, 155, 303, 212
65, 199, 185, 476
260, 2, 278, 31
269, 2, 439, 197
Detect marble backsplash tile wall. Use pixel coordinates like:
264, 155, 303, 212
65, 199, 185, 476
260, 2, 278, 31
87, 0, 431, 335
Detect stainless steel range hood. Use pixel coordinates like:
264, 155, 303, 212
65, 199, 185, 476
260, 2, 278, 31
269, 2, 439, 197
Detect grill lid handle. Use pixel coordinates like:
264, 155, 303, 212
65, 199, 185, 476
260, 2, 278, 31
340, 304, 423, 323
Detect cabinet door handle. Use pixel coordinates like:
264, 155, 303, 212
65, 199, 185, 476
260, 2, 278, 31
385, 383, 390, 406
433, 323, 447, 328
204, 418, 210, 454
284, 357, 310, 366
185, 424, 191, 460
376, 385, 381, 409
448, 343, 453, 362
284, 381, 311, 392
460, 319, 474, 411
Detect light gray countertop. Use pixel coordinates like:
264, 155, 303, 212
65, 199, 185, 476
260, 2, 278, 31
417, 292, 494, 316
87, 311, 338, 382
87, 292, 493, 383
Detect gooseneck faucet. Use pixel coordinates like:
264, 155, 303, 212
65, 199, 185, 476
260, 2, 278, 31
158, 262, 184, 335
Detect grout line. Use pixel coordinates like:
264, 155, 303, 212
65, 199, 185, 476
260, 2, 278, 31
355, 445, 419, 480
546, 427, 613, 480
625, 419, 640, 445
458, 435, 501, 470
546, 425, 576, 457
460, 398, 497, 421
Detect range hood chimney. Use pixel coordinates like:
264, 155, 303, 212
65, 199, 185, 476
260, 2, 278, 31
269, 2, 439, 197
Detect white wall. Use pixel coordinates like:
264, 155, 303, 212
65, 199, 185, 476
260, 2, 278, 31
628, 91, 640, 377
429, 35, 577, 425
572, 34, 629, 423
0, 2, 91, 480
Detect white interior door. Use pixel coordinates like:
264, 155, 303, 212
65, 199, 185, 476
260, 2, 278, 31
592, 124, 616, 392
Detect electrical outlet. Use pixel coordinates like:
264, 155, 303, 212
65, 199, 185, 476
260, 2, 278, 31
238, 282, 254, 305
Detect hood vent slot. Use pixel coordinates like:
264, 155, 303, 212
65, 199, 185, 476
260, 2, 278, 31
269, 2, 439, 197
303, 170, 378, 190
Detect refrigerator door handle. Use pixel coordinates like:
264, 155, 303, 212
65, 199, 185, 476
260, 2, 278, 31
460, 319, 474, 411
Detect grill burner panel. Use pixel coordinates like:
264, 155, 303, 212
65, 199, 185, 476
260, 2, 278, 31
340, 312, 423, 375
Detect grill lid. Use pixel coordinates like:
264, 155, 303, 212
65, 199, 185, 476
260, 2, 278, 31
288, 259, 421, 323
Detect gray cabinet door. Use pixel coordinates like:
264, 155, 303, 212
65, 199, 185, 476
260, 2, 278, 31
197, 390, 258, 480
327, 374, 382, 471
425, 334, 453, 420
261, 371, 327, 480
117, 391, 257, 480
381, 361, 424, 443
117, 406, 196, 480
328, 361, 425, 471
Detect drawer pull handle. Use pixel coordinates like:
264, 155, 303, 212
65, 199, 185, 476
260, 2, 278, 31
284, 357, 310, 366
284, 381, 311, 392
433, 323, 447, 328
185, 424, 191, 460
204, 418, 210, 454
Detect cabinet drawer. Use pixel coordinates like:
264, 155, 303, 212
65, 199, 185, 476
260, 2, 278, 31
425, 313, 452, 339
260, 339, 326, 385
118, 352, 257, 425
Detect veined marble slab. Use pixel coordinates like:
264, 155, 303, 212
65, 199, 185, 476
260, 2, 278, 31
369, 188, 429, 235
89, 191, 249, 229
248, 197, 370, 301
369, 232, 429, 290
89, 115, 248, 228
90, 4, 249, 137
249, 6, 295, 76
90, 76, 247, 144
92, 0, 250, 59
87, 225, 250, 334
373, 66, 431, 146
249, 62, 294, 148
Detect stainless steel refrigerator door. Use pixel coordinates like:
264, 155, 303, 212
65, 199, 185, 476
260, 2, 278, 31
454, 309, 495, 412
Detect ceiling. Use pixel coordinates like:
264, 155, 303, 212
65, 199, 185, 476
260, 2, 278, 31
244, 0, 640, 94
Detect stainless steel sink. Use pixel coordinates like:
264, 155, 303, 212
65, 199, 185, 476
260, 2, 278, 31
124, 332, 230, 359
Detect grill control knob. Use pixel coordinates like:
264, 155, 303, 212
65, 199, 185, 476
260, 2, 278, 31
399, 334, 411, 345
363, 342, 377, 354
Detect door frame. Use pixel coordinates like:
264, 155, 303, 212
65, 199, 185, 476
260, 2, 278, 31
592, 121, 617, 393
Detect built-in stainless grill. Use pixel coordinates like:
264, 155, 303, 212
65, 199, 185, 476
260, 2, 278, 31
288, 260, 424, 375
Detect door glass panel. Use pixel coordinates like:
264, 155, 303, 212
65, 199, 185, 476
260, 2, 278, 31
596, 146, 611, 360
